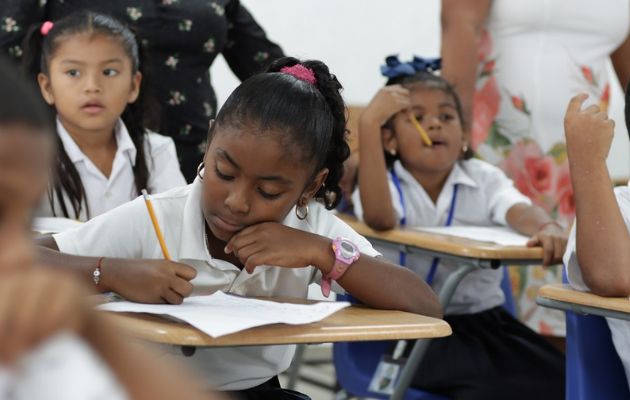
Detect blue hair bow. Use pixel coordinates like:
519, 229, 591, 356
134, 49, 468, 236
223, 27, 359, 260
380, 55, 441, 79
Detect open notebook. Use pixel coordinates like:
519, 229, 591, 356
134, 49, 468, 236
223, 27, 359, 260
99, 291, 350, 338
413, 226, 530, 246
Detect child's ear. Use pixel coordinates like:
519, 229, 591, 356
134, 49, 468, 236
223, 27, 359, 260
37, 73, 54, 105
127, 71, 142, 104
382, 126, 398, 155
300, 168, 329, 203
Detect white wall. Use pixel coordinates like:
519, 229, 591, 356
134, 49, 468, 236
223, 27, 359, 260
210, 0, 629, 179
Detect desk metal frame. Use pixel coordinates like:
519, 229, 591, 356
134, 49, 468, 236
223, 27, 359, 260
536, 296, 630, 322
367, 237, 536, 400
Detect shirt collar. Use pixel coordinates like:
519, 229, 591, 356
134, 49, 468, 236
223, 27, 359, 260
56, 118, 137, 165
393, 160, 478, 189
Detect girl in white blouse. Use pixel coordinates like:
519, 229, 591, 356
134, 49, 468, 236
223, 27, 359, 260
354, 56, 567, 400
23, 12, 185, 221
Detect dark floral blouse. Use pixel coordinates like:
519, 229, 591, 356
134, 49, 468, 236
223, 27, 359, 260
0, 0, 284, 181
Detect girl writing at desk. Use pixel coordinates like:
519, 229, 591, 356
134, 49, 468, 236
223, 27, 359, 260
37, 56, 441, 399
0, 56, 218, 400
353, 55, 566, 400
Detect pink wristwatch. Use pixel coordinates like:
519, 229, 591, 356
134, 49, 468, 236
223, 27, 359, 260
321, 237, 360, 297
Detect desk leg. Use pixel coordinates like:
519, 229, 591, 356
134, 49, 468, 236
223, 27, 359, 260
286, 344, 307, 389
390, 264, 477, 400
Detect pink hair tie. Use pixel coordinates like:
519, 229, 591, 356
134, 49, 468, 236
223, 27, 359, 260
40, 21, 54, 36
280, 64, 317, 86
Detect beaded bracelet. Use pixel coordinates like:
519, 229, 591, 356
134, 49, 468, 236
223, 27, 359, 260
93, 257, 105, 285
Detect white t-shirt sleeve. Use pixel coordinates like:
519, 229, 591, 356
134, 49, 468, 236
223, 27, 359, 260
53, 197, 148, 258
351, 178, 404, 223
564, 186, 630, 291
145, 133, 186, 194
5, 334, 127, 400
482, 162, 532, 225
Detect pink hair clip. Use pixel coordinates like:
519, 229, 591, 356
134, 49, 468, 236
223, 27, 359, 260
40, 21, 54, 36
280, 64, 317, 86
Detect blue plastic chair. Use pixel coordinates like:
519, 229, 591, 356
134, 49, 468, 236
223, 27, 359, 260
333, 267, 514, 399
501, 267, 516, 316
565, 310, 630, 399
560, 268, 630, 399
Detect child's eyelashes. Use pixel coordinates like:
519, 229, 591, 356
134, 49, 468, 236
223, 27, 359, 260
214, 166, 234, 181
103, 68, 119, 77
62, 69, 120, 78
215, 165, 283, 201
257, 188, 282, 200
412, 113, 456, 123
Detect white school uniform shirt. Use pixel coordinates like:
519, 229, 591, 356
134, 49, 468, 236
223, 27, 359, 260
564, 183, 630, 387
53, 178, 380, 390
353, 159, 531, 315
37, 118, 186, 221
0, 334, 127, 400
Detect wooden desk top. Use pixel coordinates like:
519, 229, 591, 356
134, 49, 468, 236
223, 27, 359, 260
109, 302, 451, 347
339, 215, 542, 261
538, 284, 630, 314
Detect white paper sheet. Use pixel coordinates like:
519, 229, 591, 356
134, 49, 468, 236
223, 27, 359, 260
413, 226, 530, 246
99, 291, 350, 338
32, 217, 83, 234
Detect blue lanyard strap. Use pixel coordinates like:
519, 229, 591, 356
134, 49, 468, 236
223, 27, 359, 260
390, 166, 459, 286
390, 169, 407, 266
425, 183, 459, 285
390, 169, 407, 226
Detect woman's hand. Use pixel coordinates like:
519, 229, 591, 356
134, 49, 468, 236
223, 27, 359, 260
104, 258, 197, 304
225, 222, 332, 274
526, 223, 568, 266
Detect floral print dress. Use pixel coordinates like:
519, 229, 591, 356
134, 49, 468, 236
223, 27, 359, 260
0, 0, 284, 182
472, 0, 629, 335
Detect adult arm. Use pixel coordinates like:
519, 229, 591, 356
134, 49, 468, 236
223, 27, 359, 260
440, 0, 492, 134
611, 32, 630, 91
222, 0, 284, 79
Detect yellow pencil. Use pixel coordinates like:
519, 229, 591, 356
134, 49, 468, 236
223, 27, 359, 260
141, 189, 171, 260
408, 111, 433, 147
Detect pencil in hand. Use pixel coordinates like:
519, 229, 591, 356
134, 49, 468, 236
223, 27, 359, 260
407, 111, 433, 147
141, 189, 171, 260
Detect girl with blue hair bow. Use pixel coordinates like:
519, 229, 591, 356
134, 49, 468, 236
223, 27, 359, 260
352, 55, 566, 400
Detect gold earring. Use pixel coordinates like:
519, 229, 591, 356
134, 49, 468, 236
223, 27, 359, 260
197, 162, 205, 181
296, 202, 309, 220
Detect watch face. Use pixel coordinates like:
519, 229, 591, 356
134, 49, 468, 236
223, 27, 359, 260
339, 239, 357, 258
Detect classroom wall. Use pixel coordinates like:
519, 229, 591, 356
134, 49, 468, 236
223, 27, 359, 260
210, 0, 630, 179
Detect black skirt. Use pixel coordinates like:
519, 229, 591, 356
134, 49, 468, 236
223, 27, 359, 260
225, 376, 311, 400
410, 306, 564, 400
